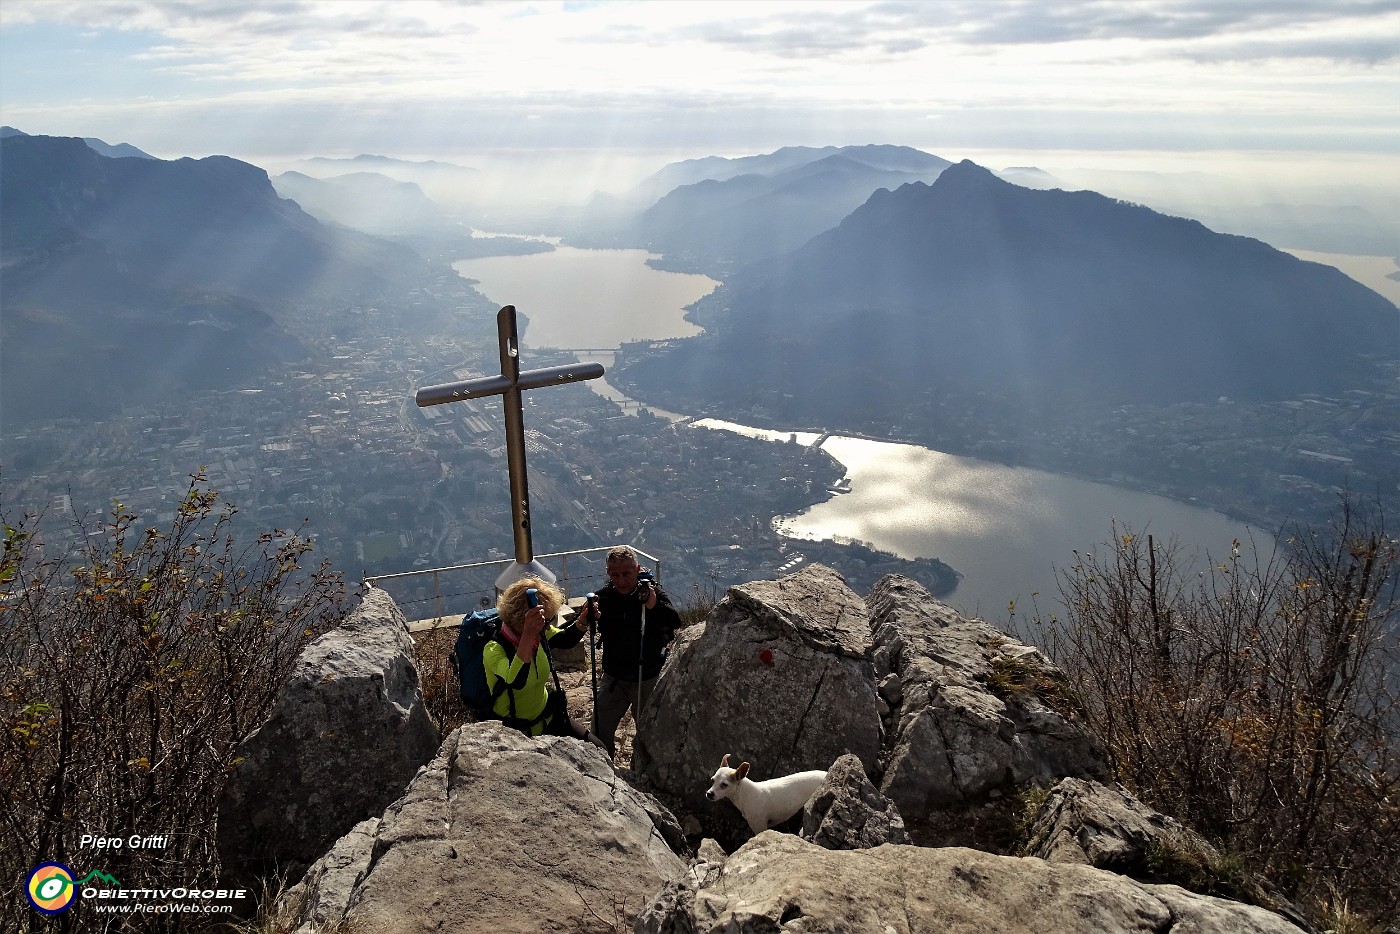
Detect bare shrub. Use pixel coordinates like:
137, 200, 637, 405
409, 623, 473, 738
1030, 496, 1400, 926
0, 474, 345, 933
677, 575, 723, 629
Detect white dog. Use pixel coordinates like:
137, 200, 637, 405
705, 753, 829, 834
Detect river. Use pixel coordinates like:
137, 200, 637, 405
455, 243, 1264, 617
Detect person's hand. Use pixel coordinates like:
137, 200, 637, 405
641, 584, 658, 611
521, 605, 547, 638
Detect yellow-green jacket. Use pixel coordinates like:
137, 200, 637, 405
482, 624, 583, 735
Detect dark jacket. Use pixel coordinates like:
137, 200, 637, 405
595, 582, 680, 682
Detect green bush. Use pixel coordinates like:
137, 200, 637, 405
0, 475, 345, 933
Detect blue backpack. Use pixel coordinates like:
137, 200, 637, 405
453, 608, 506, 717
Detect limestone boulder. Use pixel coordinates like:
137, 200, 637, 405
632, 564, 882, 815
277, 818, 378, 934
217, 586, 440, 881
280, 722, 688, 934
1026, 778, 1314, 931
868, 575, 1110, 820
634, 832, 1306, 934
800, 753, 910, 850
1025, 777, 1220, 874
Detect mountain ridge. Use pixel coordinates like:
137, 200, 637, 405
631, 146, 953, 265
0, 134, 422, 424
617, 159, 1399, 424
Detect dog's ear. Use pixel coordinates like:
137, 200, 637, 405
720, 753, 730, 767
734, 762, 750, 779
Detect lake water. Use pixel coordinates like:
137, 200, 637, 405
1283, 249, 1400, 308
453, 246, 717, 348
455, 245, 1263, 619
693, 421, 1258, 618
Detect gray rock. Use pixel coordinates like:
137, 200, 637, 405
278, 818, 379, 934
217, 587, 440, 881
1026, 777, 1217, 873
281, 722, 687, 934
868, 575, 1111, 819
800, 753, 911, 849
632, 838, 729, 934
1026, 778, 1315, 931
633, 564, 882, 815
635, 832, 1306, 933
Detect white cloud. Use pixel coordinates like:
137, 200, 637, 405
0, 0, 1395, 173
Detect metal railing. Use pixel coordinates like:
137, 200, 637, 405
364, 546, 663, 625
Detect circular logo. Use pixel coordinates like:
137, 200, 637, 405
27, 863, 76, 915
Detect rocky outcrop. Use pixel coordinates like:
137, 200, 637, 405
1026, 778, 1315, 931
799, 753, 910, 849
1025, 777, 1221, 874
279, 722, 688, 934
635, 832, 1305, 933
217, 586, 440, 881
277, 818, 379, 934
633, 564, 882, 815
867, 575, 1111, 819
246, 580, 1309, 934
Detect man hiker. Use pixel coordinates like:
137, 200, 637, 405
578, 545, 681, 761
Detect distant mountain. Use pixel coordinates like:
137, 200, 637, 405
300, 154, 475, 174
287, 154, 487, 223
272, 170, 448, 235
995, 166, 1062, 190
82, 137, 154, 159
1, 134, 419, 424
1, 125, 154, 158
617, 160, 1399, 425
626, 145, 950, 206
1052, 166, 1400, 257
626, 145, 953, 265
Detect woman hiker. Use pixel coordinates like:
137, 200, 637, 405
484, 576, 604, 746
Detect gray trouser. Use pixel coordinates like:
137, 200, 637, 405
593, 673, 655, 758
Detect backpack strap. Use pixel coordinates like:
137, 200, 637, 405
539, 628, 566, 696
493, 631, 565, 736
485, 631, 518, 722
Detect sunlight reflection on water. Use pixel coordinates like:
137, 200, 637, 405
697, 423, 1259, 620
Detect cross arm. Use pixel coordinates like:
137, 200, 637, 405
416, 375, 513, 407
517, 362, 605, 392
415, 362, 605, 407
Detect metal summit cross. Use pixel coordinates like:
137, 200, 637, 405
415, 305, 603, 590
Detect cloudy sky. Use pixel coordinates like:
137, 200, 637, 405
1, 0, 1397, 191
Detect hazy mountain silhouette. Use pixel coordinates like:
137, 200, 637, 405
272, 170, 449, 235
292, 155, 479, 205
618, 160, 1399, 425
300, 154, 476, 174
1, 134, 418, 424
637, 151, 954, 263
2, 125, 154, 159
626, 144, 949, 206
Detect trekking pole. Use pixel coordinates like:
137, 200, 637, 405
530, 587, 566, 711
637, 602, 647, 718
636, 571, 654, 719
586, 592, 599, 721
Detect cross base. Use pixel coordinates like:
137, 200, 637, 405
494, 559, 558, 592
